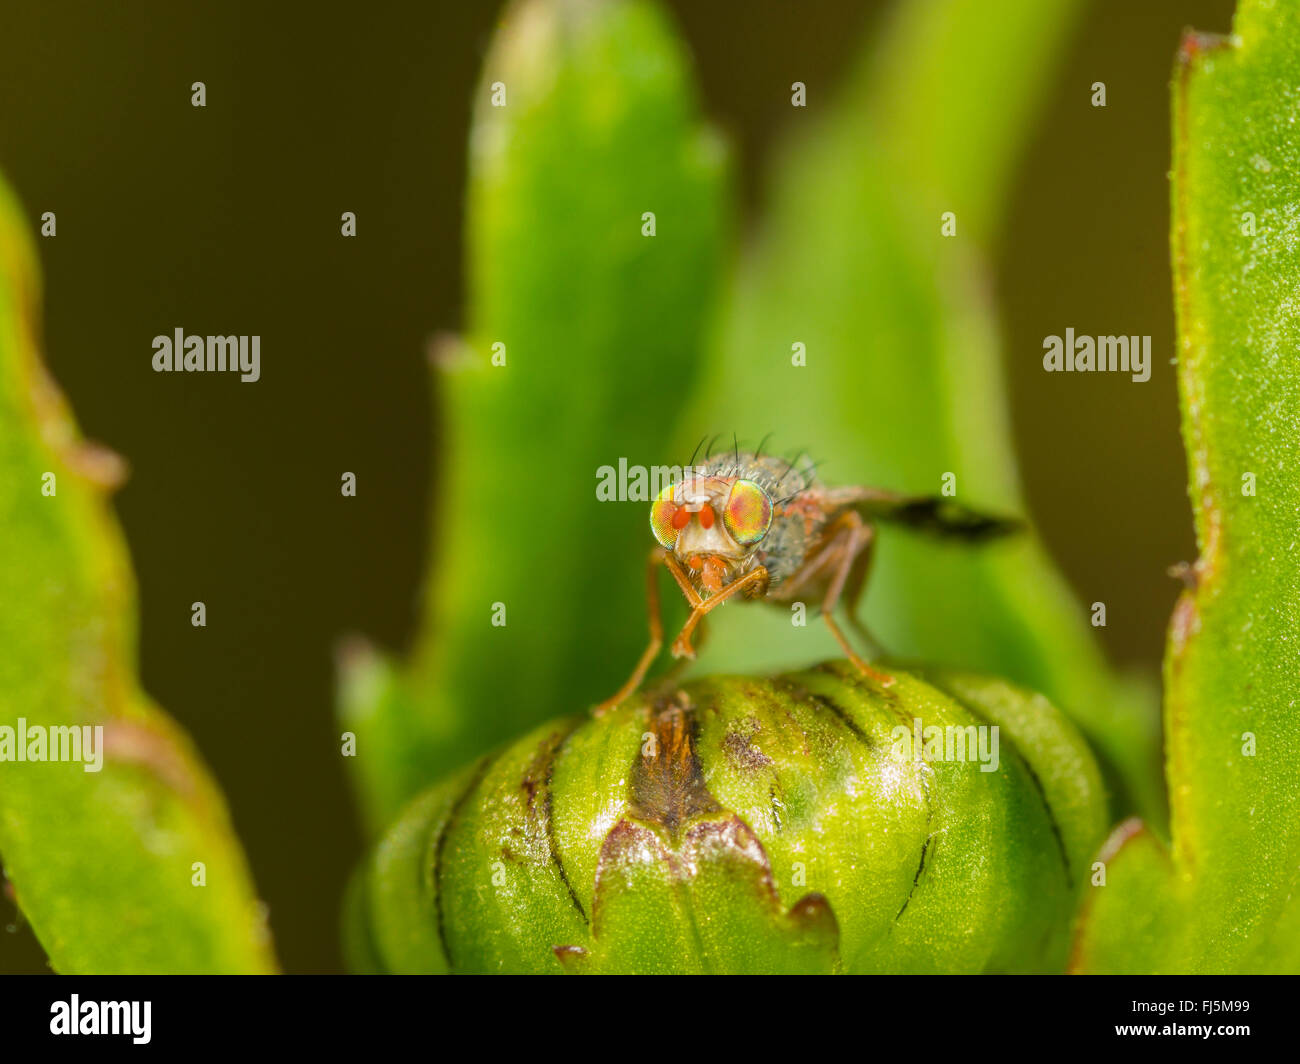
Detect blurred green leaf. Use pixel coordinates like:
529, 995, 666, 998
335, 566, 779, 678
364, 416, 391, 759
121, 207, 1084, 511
1073, 0, 1300, 973
680, 0, 1163, 823
339, 0, 729, 832
351, 664, 1105, 973
0, 177, 275, 973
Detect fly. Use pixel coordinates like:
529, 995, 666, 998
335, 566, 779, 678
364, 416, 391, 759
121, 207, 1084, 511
596, 437, 1021, 713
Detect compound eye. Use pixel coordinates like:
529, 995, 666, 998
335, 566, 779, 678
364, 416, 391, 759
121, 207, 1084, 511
650, 483, 684, 548
723, 479, 773, 545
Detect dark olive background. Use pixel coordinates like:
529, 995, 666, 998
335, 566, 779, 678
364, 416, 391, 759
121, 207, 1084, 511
0, 0, 1232, 972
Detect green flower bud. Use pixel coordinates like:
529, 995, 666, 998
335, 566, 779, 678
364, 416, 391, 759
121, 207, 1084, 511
347, 662, 1106, 974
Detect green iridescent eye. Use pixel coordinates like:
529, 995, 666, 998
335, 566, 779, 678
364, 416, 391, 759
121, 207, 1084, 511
650, 482, 684, 548
723, 479, 772, 545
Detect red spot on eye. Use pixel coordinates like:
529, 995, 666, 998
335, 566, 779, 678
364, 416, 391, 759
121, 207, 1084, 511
698, 504, 715, 529
671, 506, 690, 530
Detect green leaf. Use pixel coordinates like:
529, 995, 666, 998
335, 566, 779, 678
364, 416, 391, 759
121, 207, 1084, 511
350, 664, 1107, 973
0, 177, 276, 972
339, 0, 729, 832
680, 0, 1163, 824
1073, 0, 1300, 973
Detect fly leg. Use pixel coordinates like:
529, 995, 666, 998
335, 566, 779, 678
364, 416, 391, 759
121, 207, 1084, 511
812, 512, 895, 687
594, 547, 700, 716
670, 566, 769, 660
651, 613, 711, 690
840, 518, 889, 658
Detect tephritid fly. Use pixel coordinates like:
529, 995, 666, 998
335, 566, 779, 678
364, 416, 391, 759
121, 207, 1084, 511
596, 437, 1020, 713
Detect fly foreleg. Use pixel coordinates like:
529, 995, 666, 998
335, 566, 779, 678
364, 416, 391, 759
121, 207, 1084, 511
594, 547, 692, 716
670, 565, 769, 660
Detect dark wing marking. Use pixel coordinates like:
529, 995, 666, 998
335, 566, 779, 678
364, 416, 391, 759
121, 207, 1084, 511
823, 486, 1022, 542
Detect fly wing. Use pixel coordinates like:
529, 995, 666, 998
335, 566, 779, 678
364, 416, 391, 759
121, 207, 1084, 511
821, 486, 1022, 542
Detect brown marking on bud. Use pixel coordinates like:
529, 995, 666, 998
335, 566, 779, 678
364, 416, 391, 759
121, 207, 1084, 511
590, 819, 674, 937
551, 944, 588, 969
787, 892, 839, 937
627, 699, 721, 836
722, 717, 774, 773
680, 816, 841, 947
